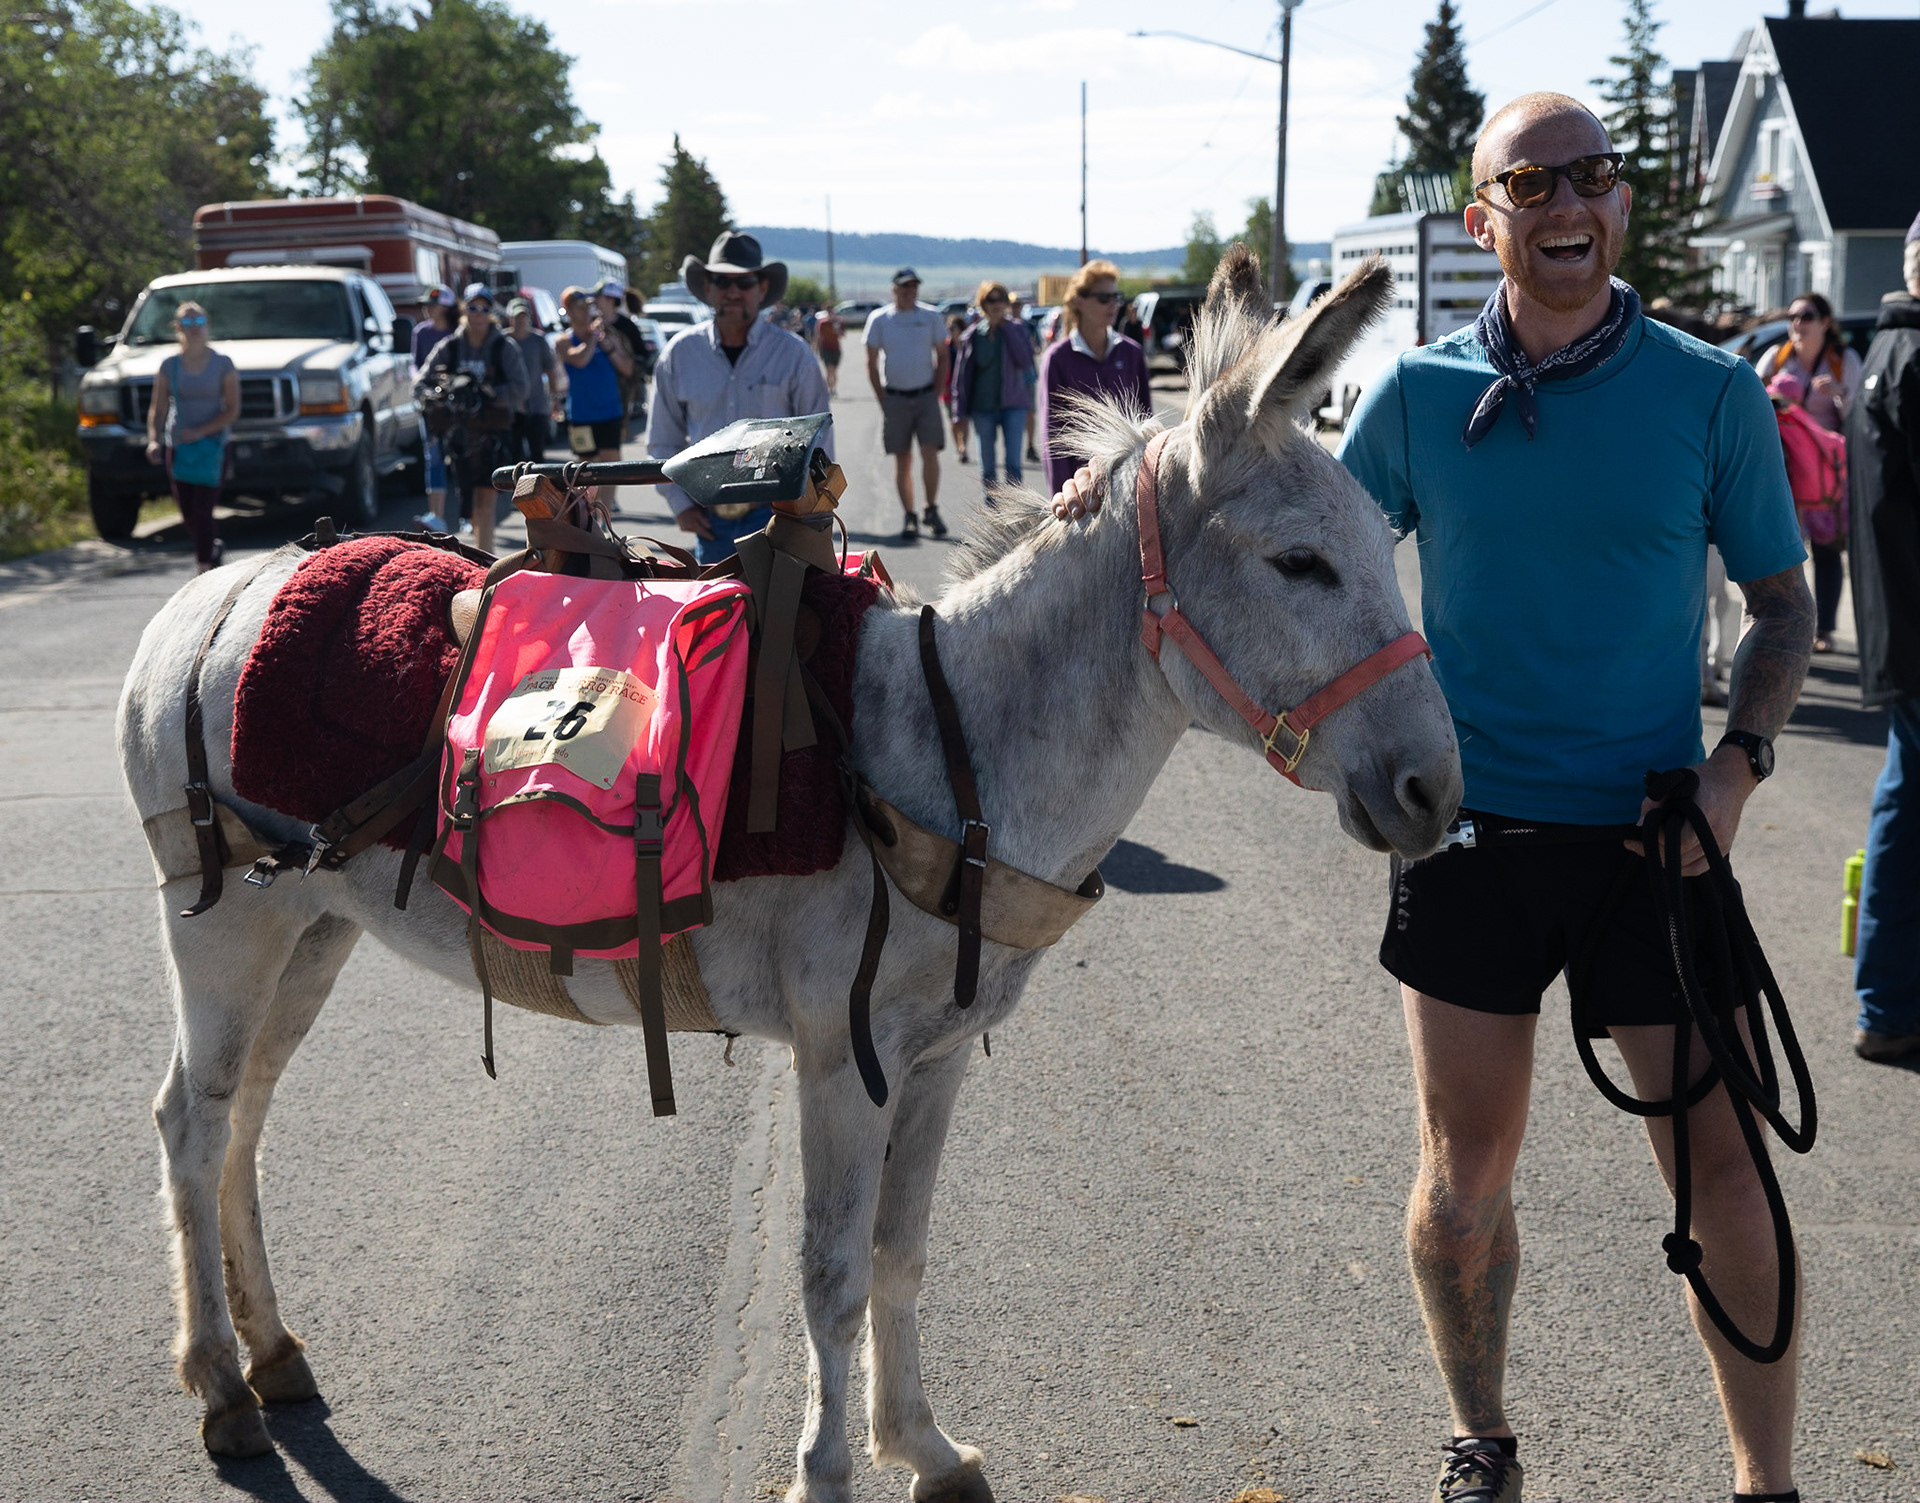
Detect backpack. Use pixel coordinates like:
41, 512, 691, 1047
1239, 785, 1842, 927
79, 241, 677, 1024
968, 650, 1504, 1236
1775, 404, 1847, 546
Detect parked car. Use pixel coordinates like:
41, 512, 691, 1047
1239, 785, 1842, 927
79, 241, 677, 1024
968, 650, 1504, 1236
1719, 311, 1883, 367
835, 299, 882, 329
1130, 287, 1208, 371
1283, 277, 1333, 319
938, 297, 973, 321
633, 316, 668, 371
1023, 305, 1059, 346
74, 265, 420, 539
644, 301, 704, 333
516, 284, 563, 334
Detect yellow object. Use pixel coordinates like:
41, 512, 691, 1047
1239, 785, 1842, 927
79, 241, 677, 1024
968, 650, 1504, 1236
1842, 848, 1865, 956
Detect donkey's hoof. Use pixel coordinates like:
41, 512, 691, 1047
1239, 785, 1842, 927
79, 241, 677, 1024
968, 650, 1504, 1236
202, 1399, 273, 1458
911, 1450, 993, 1503
247, 1345, 318, 1405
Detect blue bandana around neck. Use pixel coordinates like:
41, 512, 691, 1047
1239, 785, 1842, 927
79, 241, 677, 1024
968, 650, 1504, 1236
1463, 276, 1641, 449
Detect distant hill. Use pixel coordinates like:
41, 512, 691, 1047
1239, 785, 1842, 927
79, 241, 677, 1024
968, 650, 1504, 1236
743, 226, 1188, 273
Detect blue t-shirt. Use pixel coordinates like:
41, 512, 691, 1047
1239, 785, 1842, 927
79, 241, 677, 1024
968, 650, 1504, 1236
1337, 316, 1804, 824
560, 333, 624, 424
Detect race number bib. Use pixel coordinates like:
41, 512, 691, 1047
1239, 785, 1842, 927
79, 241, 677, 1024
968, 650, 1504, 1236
482, 667, 658, 791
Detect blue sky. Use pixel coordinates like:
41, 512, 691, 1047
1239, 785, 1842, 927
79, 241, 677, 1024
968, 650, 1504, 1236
163, 0, 1915, 248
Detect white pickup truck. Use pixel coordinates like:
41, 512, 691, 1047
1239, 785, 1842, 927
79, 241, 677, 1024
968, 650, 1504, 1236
75, 265, 422, 538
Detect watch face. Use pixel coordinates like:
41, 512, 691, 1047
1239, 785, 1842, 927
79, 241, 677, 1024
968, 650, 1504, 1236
1756, 739, 1775, 777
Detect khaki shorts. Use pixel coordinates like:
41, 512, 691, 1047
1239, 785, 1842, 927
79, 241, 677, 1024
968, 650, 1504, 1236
882, 388, 945, 455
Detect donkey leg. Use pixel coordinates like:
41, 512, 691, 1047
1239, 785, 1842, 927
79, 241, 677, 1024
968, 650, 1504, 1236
221, 912, 361, 1406
153, 899, 305, 1458
867, 1044, 991, 1503
788, 1055, 895, 1503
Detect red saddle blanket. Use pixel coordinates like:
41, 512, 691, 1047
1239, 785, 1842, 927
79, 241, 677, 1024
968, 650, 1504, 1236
229, 537, 880, 879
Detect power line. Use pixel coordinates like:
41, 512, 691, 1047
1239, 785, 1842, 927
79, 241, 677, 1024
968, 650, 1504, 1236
1467, 0, 1571, 50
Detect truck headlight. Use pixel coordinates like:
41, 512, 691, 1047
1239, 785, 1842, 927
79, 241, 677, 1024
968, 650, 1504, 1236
78, 382, 120, 424
299, 374, 349, 414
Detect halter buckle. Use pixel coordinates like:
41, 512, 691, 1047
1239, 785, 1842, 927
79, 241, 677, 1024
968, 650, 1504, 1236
1261, 716, 1310, 774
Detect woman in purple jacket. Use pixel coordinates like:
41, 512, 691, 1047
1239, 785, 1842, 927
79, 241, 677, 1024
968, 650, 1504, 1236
1038, 259, 1153, 493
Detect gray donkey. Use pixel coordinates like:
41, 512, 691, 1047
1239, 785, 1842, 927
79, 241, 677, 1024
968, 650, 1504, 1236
117, 249, 1460, 1502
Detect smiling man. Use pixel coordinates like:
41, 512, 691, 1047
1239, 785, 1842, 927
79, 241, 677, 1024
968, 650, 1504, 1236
1337, 94, 1813, 1503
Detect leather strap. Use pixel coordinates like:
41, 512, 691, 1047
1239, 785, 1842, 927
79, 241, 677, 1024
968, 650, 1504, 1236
747, 549, 808, 832
1133, 429, 1431, 786
180, 561, 270, 918
916, 606, 986, 1009
452, 748, 496, 1078
630, 773, 676, 1116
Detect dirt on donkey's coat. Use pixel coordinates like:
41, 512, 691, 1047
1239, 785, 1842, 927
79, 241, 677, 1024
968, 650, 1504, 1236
119, 245, 1458, 1502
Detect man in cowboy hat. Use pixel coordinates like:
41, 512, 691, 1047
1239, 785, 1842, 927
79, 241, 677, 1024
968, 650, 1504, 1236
650, 230, 831, 563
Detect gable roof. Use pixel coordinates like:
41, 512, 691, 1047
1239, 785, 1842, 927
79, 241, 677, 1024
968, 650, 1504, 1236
1768, 17, 1920, 230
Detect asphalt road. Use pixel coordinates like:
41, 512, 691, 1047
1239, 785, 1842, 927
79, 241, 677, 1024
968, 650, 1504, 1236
2, 363, 1916, 1503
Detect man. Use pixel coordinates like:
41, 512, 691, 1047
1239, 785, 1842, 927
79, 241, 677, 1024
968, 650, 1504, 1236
504, 296, 556, 465
594, 278, 649, 438
412, 283, 527, 553
555, 285, 633, 513
651, 231, 831, 564
865, 268, 951, 540
1052, 94, 1813, 1503
1845, 212, 1920, 1064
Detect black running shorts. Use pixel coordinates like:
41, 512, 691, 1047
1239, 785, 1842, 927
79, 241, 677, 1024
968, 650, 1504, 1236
1380, 810, 1691, 1035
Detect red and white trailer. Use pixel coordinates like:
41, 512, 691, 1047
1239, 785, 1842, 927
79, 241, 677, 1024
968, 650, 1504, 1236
193, 195, 501, 312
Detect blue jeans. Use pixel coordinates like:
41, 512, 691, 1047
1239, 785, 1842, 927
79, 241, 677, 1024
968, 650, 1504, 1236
1856, 696, 1920, 1036
694, 504, 773, 565
972, 408, 1025, 490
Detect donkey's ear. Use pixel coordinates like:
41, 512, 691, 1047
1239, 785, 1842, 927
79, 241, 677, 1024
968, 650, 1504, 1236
1230, 258, 1393, 454
1185, 242, 1272, 397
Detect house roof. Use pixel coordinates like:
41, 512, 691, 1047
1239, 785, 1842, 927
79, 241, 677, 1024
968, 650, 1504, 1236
1697, 60, 1742, 163
1769, 17, 1920, 230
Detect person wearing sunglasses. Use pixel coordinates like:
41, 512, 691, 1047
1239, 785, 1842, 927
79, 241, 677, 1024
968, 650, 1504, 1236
145, 300, 238, 572
1037, 258, 1151, 494
1049, 92, 1813, 1503
650, 231, 831, 563
1756, 293, 1861, 652
949, 279, 1036, 503
411, 283, 528, 552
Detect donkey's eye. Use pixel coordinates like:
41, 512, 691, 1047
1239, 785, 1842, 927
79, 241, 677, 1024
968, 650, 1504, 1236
1272, 548, 1325, 579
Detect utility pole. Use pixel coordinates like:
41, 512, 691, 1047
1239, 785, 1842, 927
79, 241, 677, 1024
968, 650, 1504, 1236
1080, 81, 1089, 266
825, 195, 836, 304
1275, 0, 1301, 304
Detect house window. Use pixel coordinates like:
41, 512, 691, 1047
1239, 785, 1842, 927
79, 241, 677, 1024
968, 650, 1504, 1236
1755, 121, 1793, 194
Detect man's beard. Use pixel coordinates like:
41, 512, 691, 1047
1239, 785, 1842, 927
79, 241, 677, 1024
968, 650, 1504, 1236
1498, 225, 1617, 314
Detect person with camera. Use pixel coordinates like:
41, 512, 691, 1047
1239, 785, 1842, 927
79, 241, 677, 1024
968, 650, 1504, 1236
555, 284, 634, 514
412, 282, 527, 553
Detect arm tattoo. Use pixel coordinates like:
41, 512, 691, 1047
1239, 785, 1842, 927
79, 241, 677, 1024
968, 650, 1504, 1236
1727, 565, 1814, 742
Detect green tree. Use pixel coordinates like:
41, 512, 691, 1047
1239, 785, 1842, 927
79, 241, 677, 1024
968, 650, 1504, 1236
0, 0, 273, 383
784, 275, 832, 310
1371, 1, 1483, 217
1239, 195, 1297, 301
1594, 0, 1708, 306
296, 0, 614, 239
1181, 211, 1223, 286
634, 135, 732, 297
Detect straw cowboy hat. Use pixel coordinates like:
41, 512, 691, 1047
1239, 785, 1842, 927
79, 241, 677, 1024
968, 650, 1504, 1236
682, 231, 789, 307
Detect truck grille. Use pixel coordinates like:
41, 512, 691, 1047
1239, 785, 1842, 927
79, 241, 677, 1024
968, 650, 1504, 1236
116, 375, 295, 427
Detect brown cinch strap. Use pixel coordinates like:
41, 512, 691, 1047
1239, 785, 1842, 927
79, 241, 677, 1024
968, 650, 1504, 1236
1133, 428, 1431, 785
180, 560, 275, 917
916, 605, 987, 1008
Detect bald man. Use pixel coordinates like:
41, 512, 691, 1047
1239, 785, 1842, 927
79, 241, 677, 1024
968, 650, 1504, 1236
1054, 93, 1813, 1503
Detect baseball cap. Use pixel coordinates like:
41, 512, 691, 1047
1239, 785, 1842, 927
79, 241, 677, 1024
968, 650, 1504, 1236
892, 267, 920, 286
505, 296, 531, 316
426, 284, 456, 307
593, 278, 626, 301
560, 284, 591, 306
461, 282, 494, 307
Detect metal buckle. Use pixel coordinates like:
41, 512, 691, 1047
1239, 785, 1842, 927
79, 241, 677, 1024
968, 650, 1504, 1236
244, 857, 280, 889
1439, 819, 1477, 851
961, 817, 991, 869
184, 782, 215, 827
1261, 717, 1310, 774
302, 835, 333, 877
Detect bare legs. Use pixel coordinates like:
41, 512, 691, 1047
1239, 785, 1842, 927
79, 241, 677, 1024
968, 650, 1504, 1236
891, 442, 941, 520
1403, 988, 1798, 1493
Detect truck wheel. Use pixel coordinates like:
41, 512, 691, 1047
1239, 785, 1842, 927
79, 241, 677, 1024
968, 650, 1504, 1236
346, 427, 380, 526
87, 474, 142, 541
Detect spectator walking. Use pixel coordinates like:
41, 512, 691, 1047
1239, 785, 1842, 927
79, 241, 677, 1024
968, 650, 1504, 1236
865, 268, 951, 540
1758, 293, 1861, 651
1845, 219, 1920, 1064
1700, 546, 1741, 707
556, 284, 634, 514
411, 283, 458, 531
944, 313, 971, 461
950, 279, 1035, 499
651, 231, 831, 563
1009, 295, 1043, 463
505, 296, 557, 465
143, 299, 238, 572
815, 305, 843, 396
412, 283, 527, 554
1037, 258, 1153, 494
595, 278, 649, 439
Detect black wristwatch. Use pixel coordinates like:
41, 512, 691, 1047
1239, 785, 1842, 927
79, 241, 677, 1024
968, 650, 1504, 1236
1717, 730, 1775, 781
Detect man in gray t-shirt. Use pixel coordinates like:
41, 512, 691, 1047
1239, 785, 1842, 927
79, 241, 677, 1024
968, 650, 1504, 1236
863, 267, 951, 539
506, 297, 558, 462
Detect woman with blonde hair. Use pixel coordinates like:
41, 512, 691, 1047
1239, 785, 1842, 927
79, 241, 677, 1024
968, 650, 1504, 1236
1038, 259, 1152, 493
949, 279, 1035, 493
145, 299, 239, 571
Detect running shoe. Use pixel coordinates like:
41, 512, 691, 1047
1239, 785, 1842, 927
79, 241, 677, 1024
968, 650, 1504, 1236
900, 511, 919, 541
923, 505, 949, 538
1434, 1439, 1522, 1503
414, 512, 448, 533
1856, 1027, 1920, 1062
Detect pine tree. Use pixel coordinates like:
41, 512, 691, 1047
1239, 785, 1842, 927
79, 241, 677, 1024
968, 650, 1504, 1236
635, 135, 731, 296
1594, 0, 1709, 306
1398, 1, 1484, 175
1181, 211, 1223, 286
1240, 197, 1297, 300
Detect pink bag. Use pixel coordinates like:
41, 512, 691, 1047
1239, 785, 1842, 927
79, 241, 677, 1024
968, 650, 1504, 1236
431, 570, 752, 967
1775, 405, 1848, 546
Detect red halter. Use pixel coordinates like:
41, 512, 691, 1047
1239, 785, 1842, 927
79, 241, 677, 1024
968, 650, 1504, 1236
1134, 429, 1431, 786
